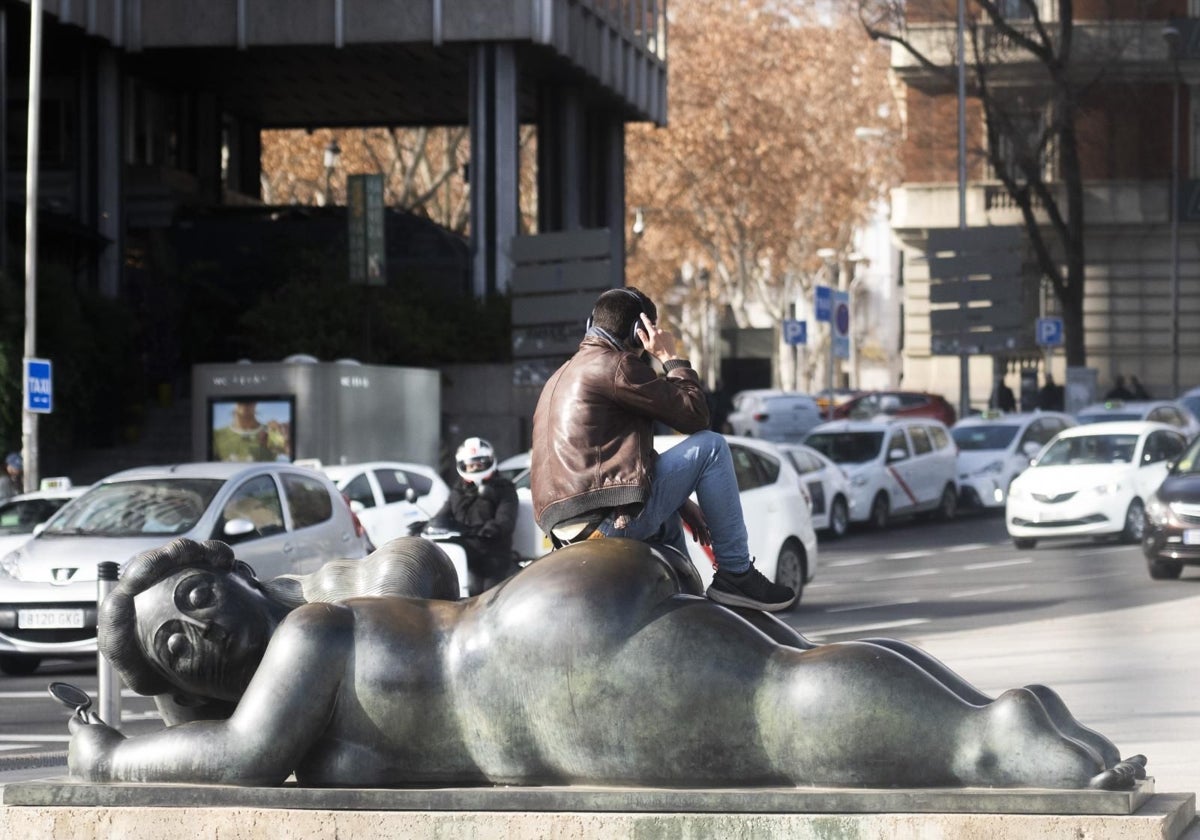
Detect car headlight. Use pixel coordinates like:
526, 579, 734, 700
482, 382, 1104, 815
1144, 493, 1171, 526
1092, 481, 1122, 496
851, 474, 870, 487
0, 551, 19, 580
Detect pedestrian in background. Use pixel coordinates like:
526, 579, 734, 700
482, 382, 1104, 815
1130, 376, 1151, 400
1038, 374, 1065, 412
989, 377, 1016, 413
1105, 376, 1135, 401
0, 453, 23, 500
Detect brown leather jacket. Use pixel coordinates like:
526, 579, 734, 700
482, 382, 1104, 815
531, 336, 709, 533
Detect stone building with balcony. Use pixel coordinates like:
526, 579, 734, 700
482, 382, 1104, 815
887, 0, 1197, 409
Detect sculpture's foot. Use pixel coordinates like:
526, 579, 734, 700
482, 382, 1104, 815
1023, 684, 1122, 768
1088, 755, 1147, 790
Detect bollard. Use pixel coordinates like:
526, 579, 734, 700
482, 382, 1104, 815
96, 561, 122, 729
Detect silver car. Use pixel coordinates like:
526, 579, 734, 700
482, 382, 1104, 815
0, 462, 370, 675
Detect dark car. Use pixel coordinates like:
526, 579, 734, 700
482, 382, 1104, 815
833, 390, 957, 427
1143, 434, 1200, 579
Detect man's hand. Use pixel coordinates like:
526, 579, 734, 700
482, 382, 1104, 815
678, 499, 711, 547
68, 714, 126, 782
636, 313, 679, 364
478, 522, 501, 540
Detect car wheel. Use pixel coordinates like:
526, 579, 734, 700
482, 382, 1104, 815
1147, 559, 1183, 580
1012, 537, 1037, 549
774, 540, 806, 606
869, 493, 890, 530
0, 654, 41, 677
937, 484, 957, 521
1120, 499, 1146, 544
826, 495, 849, 539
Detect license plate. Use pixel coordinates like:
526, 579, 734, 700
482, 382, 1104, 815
18, 608, 85, 629
1184, 530, 1200, 546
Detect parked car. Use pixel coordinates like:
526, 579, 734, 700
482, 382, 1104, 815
509, 435, 819, 602
802, 418, 959, 529
495, 451, 531, 482
951, 411, 1076, 508
321, 461, 450, 548
812, 387, 862, 418
1142, 431, 1200, 579
0, 462, 371, 675
1005, 421, 1187, 550
725, 391, 823, 442
776, 443, 852, 538
1075, 400, 1200, 441
0, 479, 89, 558
833, 390, 957, 427
1176, 386, 1200, 425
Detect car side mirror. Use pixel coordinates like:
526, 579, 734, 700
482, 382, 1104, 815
349, 500, 365, 514
1022, 441, 1041, 457
1166, 459, 1177, 473
888, 448, 908, 463
32, 523, 46, 537
223, 518, 257, 540
404, 487, 418, 503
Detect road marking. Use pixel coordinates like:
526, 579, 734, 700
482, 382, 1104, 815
950, 583, 1030, 598
804, 618, 929, 639
1061, 571, 1128, 582
0, 733, 71, 743
825, 597, 921, 613
882, 550, 927, 561
945, 543, 992, 553
0, 743, 40, 752
962, 558, 1033, 571
827, 558, 875, 567
863, 568, 940, 582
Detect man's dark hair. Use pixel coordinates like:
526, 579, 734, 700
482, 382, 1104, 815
591, 287, 657, 346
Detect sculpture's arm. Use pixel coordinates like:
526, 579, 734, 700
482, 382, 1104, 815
70, 604, 353, 786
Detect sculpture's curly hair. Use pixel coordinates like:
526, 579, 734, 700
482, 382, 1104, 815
99, 536, 461, 697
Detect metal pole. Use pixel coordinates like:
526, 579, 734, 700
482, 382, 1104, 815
1169, 60, 1180, 397
96, 561, 122, 728
956, 0, 970, 420
22, 0, 44, 491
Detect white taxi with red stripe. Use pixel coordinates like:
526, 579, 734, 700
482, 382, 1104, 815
802, 418, 959, 529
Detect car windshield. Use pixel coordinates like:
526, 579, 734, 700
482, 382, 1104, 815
1036, 434, 1138, 467
1078, 412, 1140, 424
952, 424, 1019, 451
804, 431, 884, 464
42, 479, 224, 537
0, 498, 72, 535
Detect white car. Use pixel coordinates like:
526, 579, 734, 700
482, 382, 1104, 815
1006, 421, 1188, 549
0, 462, 371, 675
1076, 400, 1200, 441
510, 435, 819, 602
495, 451, 531, 482
322, 461, 450, 547
951, 411, 1076, 509
802, 418, 959, 529
725, 391, 823, 443
0, 479, 89, 558
776, 443, 852, 538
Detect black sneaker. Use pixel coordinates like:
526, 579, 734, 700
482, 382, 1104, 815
706, 564, 796, 612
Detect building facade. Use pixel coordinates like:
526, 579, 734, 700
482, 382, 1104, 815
888, 0, 1197, 410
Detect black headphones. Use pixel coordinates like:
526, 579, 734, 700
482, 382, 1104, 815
586, 288, 648, 348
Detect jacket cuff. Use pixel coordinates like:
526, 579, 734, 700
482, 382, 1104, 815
663, 359, 692, 373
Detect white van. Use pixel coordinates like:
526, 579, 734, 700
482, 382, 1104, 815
802, 418, 959, 529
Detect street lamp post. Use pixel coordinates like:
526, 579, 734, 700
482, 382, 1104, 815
817, 248, 838, 420
1163, 25, 1182, 396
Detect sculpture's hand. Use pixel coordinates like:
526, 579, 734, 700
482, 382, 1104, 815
67, 714, 126, 781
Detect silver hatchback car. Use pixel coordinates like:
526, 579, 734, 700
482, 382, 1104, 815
0, 462, 371, 675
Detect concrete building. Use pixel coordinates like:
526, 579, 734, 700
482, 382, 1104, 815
887, 0, 1197, 411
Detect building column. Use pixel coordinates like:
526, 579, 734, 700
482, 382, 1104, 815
469, 43, 518, 297
96, 47, 122, 298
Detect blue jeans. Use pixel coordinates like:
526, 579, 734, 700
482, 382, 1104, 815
600, 430, 750, 573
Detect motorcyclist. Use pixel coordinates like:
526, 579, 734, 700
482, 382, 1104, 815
431, 437, 519, 594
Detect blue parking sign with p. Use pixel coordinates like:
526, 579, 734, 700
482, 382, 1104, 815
24, 358, 52, 413
783, 319, 807, 346
1036, 317, 1064, 347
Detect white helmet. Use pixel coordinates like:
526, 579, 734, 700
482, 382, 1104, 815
455, 437, 496, 484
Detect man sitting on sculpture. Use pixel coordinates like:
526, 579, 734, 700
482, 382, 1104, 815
70, 537, 1144, 791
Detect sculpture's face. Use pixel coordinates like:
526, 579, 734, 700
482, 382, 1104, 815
134, 568, 276, 701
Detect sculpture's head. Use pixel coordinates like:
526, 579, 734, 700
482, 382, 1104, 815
99, 538, 285, 703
